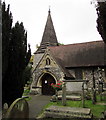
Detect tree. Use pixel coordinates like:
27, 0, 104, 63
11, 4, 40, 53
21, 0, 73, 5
96, 2, 106, 43
23, 63, 32, 85
7, 22, 31, 106
2, 2, 12, 82
2, 2, 13, 105
96, 1, 106, 87
2, 2, 31, 106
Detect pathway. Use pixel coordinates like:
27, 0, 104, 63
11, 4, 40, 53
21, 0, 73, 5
28, 95, 51, 119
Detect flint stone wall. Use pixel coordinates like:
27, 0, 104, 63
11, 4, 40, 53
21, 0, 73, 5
83, 68, 105, 89
30, 67, 64, 94
32, 67, 63, 86
31, 66, 105, 94
65, 68, 105, 93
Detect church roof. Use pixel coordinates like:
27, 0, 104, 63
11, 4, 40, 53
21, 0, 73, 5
36, 9, 58, 54
49, 41, 106, 68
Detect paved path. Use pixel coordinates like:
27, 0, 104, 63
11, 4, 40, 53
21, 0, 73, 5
28, 95, 51, 119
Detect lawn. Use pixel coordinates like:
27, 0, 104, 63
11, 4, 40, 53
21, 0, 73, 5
43, 99, 106, 118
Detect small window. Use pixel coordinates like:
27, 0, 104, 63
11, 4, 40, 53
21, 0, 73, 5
75, 68, 82, 79
46, 58, 50, 65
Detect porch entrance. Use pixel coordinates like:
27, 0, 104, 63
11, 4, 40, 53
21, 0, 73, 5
41, 73, 56, 95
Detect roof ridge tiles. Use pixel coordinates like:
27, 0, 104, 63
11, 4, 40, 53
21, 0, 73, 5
48, 40, 103, 49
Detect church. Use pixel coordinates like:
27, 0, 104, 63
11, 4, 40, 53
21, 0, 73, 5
30, 10, 106, 95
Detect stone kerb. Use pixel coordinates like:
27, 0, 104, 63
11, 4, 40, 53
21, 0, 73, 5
4, 97, 29, 119
44, 105, 92, 119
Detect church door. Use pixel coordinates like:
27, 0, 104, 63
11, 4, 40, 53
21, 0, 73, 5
41, 73, 56, 95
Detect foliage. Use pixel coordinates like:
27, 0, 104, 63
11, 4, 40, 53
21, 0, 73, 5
51, 80, 63, 91
22, 63, 32, 85
2, 1, 13, 106
2, 2, 12, 80
24, 96, 32, 101
30, 55, 34, 63
22, 87, 31, 101
96, 2, 106, 43
23, 89, 30, 96
58, 43, 64, 45
2, 2, 31, 106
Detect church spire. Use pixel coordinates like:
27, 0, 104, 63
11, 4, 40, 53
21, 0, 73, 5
48, 6, 51, 14
36, 9, 58, 54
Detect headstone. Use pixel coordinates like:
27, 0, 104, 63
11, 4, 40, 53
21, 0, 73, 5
4, 97, 29, 119
66, 82, 83, 92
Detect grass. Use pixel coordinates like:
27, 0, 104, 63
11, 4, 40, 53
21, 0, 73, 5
96, 94, 106, 102
42, 99, 106, 118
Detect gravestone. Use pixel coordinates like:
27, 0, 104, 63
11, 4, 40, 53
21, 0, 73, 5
62, 80, 88, 107
4, 97, 29, 119
44, 105, 92, 119
66, 82, 83, 92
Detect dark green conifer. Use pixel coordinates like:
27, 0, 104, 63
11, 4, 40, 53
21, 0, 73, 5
96, 2, 106, 43
2, 2, 31, 106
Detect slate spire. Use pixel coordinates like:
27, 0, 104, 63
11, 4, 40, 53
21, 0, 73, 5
36, 9, 58, 53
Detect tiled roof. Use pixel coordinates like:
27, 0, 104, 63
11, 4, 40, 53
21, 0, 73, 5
49, 41, 106, 68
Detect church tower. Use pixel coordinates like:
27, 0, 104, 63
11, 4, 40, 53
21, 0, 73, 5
35, 9, 58, 54
31, 9, 59, 95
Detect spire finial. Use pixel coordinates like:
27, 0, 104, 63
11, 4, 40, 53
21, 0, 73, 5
48, 5, 51, 14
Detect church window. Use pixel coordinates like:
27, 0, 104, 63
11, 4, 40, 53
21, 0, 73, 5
75, 68, 83, 79
46, 58, 51, 65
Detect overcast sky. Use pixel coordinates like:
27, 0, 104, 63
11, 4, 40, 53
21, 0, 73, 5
4, 0, 102, 54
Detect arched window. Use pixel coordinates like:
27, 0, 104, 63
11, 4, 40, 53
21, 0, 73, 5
46, 58, 50, 65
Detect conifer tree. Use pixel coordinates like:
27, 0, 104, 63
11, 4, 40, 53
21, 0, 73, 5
2, 2, 12, 81
96, 2, 106, 43
2, 2, 13, 105
2, 2, 31, 106
96, 1, 106, 87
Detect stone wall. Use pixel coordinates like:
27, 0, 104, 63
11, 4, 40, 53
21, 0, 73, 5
33, 67, 63, 86
31, 67, 105, 94
83, 68, 105, 89
67, 67, 105, 91
30, 66, 64, 94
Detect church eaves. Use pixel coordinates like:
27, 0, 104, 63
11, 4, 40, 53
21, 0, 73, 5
36, 9, 58, 54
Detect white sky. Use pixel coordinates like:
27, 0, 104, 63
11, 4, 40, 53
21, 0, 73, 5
4, 0, 102, 54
